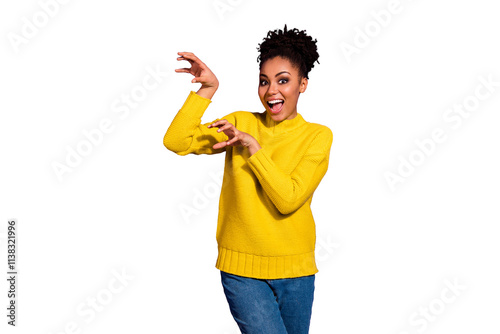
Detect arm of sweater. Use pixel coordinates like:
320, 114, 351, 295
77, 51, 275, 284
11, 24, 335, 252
163, 91, 234, 155
246, 127, 333, 215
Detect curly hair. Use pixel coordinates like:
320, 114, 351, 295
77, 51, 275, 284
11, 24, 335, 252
257, 24, 320, 79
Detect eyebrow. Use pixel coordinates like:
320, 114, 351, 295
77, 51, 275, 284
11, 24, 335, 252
259, 71, 290, 78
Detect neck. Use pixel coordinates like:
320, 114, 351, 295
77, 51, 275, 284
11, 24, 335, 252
264, 111, 306, 134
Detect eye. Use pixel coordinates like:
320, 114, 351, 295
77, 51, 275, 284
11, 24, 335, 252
259, 79, 268, 86
279, 78, 288, 84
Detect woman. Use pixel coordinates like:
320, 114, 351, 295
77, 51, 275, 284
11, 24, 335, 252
164, 25, 333, 334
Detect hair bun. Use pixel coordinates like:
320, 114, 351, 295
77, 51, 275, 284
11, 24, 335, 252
257, 24, 319, 79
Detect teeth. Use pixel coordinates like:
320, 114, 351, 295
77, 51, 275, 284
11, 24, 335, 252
268, 99, 284, 105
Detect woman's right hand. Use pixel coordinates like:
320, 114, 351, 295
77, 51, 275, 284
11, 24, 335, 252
176, 52, 219, 100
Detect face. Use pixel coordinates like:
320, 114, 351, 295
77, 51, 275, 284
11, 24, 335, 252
258, 56, 308, 122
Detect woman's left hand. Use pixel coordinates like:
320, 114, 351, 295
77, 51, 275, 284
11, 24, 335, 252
208, 119, 261, 155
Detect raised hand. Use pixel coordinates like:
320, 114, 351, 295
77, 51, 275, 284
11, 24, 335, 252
208, 119, 261, 156
176, 52, 219, 99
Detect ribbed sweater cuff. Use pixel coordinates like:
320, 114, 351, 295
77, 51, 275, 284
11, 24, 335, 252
179, 91, 211, 119
246, 147, 273, 180
216, 246, 318, 279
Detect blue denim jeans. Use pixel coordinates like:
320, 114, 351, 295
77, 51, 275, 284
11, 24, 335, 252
220, 271, 315, 334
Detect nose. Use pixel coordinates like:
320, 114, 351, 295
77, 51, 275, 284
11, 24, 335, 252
268, 81, 279, 95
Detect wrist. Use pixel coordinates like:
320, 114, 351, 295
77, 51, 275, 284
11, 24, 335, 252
196, 83, 218, 100
248, 140, 261, 156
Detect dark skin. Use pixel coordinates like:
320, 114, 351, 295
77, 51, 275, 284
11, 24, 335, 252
175, 52, 307, 155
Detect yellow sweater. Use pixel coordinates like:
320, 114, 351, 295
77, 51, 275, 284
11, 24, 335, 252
164, 91, 333, 279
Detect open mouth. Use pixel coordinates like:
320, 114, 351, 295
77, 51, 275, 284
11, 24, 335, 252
267, 99, 284, 114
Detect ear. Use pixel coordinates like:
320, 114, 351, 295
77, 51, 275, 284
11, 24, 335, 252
299, 77, 308, 93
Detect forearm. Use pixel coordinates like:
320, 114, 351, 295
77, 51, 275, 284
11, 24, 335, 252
164, 91, 215, 154
246, 129, 333, 214
247, 148, 329, 214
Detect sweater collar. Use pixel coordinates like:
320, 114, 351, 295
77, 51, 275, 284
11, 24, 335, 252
263, 111, 306, 133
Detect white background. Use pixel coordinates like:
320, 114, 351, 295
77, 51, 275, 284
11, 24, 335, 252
1, 0, 499, 333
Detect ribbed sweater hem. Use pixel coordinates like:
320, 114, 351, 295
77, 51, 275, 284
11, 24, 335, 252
215, 246, 318, 279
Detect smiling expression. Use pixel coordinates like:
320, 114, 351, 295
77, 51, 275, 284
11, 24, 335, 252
258, 56, 308, 122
